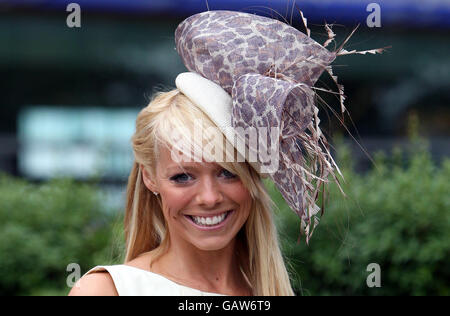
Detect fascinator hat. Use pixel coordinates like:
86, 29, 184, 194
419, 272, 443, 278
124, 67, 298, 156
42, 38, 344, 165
173, 10, 385, 243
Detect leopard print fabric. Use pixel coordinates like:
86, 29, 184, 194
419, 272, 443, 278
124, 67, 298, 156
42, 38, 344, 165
175, 10, 341, 243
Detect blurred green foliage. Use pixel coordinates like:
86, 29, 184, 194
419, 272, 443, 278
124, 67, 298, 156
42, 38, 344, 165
0, 112, 448, 295
270, 130, 450, 295
0, 176, 124, 296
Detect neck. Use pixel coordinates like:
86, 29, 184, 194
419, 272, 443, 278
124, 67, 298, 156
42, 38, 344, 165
152, 235, 249, 295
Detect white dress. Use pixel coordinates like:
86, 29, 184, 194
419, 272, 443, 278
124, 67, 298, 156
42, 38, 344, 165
84, 265, 225, 296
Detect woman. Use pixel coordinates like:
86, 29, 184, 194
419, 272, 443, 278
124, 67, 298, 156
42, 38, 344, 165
69, 9, 382, 296
70, 87, 294, 296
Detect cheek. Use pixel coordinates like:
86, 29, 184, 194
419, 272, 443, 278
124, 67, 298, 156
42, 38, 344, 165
228, 182, 252, 210
160, 188, 192, 219
160, 181, 252, 218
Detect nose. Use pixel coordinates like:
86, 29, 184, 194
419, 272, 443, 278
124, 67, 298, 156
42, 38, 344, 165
195, 176, 223, 208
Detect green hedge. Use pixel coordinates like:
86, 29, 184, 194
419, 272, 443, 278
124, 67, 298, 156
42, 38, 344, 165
270, 137, 450, 295
0, 176, 123, 296
1, 131, 448, 295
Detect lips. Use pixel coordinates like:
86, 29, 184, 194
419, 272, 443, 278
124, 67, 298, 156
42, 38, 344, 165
184, 210, 234, 230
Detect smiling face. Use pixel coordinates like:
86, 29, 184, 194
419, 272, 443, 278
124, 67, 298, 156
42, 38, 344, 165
141, 146, 252, 252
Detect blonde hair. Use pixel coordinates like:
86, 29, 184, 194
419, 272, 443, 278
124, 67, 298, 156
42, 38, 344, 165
124, 89, 294, 296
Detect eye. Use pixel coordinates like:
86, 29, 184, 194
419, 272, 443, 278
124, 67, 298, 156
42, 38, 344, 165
170, 173, 192, 183
220, 168, 237, 179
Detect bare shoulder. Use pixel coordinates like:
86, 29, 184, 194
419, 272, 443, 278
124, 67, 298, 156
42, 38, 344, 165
125, 251, 154, 271
68, 272, 118, 296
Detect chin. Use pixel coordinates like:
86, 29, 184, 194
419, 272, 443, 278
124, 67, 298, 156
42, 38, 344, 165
191, 237, 235, 252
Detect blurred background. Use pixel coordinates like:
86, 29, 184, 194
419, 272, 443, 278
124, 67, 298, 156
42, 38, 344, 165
0, 0, 449, 295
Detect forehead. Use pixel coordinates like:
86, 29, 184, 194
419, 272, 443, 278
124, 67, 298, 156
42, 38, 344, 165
157, 144, 220, 172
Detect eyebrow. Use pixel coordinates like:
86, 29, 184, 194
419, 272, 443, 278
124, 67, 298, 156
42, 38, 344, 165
166, 164, 219, 173
167, 166, 195, 172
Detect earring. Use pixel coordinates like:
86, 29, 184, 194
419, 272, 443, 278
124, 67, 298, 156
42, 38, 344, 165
153, 191, 159, 196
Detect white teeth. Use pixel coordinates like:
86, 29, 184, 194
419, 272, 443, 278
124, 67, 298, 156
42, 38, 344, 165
191, 212, 228, 226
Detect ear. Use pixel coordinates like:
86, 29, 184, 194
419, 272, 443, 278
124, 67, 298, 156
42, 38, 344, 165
140, 164, 158, 193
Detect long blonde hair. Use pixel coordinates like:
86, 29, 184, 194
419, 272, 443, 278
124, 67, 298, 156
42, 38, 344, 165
124, 89, 294, 295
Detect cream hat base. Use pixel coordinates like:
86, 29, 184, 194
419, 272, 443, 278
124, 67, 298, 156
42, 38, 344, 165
175, 72, 267, 177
